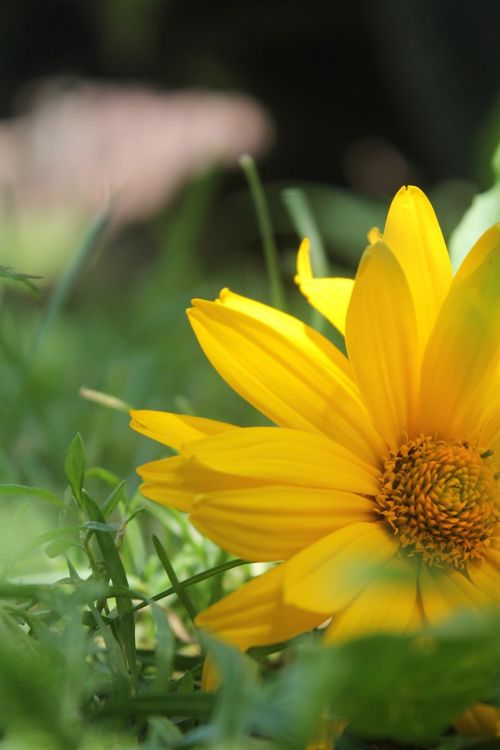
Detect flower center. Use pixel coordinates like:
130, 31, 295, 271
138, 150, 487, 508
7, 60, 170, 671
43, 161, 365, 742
376, 436, 500, 568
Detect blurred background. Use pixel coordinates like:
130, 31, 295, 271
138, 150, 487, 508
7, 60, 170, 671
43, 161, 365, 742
1, 0, 500, 495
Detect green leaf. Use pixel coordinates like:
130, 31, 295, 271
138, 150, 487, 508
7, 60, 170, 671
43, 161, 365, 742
0, 266, 41, 292
240, 154, 287, 311
82, 520, 119, 533
152, 535, 198, 623
204, 635, 259, 745
30, 209, 110, 355
101, 479, 127, 517
83, 491, 137, 683
149, 603, 175, 692
64, 433, 85, 505
84, 466, 121, 488
99, 691, 214, 720
449, 142, 500, 270
44, 536, 75, 558
274, 612, 500, 744
0, 484, 64, 507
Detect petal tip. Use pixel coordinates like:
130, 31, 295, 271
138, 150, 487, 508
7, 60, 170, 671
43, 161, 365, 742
295, 238, 312, 288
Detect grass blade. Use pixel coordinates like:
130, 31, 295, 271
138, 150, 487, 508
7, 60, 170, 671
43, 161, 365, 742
152, 535, 198, 623
240, 154, 286, 311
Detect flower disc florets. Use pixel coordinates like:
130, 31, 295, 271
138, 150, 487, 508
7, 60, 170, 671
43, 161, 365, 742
376, 436, 500, 568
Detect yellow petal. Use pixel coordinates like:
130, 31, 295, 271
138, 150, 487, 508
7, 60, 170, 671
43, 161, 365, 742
455, 703, 500, 737
420, 244, 500, 439
183, 427, 380, 496
190, 486, 374, 561
130, 409, 235, 450
201, 655, 219, 692
419, 566, 489, 626
295, 239, 354, 335
454, 223, 500, 284
345, 241, 419, 449
379, 185, 452, 348
188, 293, 385, 464
477, 396, 500, 453
195, 563, 328, 651
467, 550, 500, 601
323, 558, 417, 643
283, 522, 398, 613
137, 454, 269, 512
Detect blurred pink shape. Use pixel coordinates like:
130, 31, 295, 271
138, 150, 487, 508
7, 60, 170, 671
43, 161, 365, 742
0, 82, 274, 224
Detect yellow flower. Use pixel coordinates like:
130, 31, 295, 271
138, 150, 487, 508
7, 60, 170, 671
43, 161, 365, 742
131, 186, 500, 650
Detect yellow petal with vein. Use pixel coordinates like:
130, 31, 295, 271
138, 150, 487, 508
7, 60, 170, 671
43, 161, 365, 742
188, 293, 385, 464
467, 549, 500, 601
283, 522, 398, 613
137, 454, 269, 512
419, 566, 489, 625
191, 486, 374, 561
380, 185, 452, 348
420, 244, 500, 439
295, 239, 354, 335
130, 409, 235, 450
346, 242, 419, 449
323, 559, 417, 643
195, 563, 328, 651
183, 427, 380, 495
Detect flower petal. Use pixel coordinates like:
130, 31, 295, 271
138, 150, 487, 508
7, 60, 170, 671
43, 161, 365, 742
377, 185, 452, 347
477, 396, 500, 454
419, 566, 489, 625
455, 703, 500, 737
345, 241, 419, 449
130, 409, 235, 450
420, 244, 500, 439
295, 239, 354, 335
195, 563, 328, 650
323, 558, 417, 642
467, 541, 500, 600
190, 486, 374, 561
188, 292, 385, 464
137, 454, 269, 512
283, 521, 398, 613
454, 223, 500, 285
183, 427, 380, 495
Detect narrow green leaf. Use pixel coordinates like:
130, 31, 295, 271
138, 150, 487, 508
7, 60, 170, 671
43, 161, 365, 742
449, 142, 500, 270
30, 210, 109, 355
128, 557, 249, 617
152, 535, 198, 623
282, 187, 330, 277
240, 154, 287, 311
45, 537, 75, 559
204, 635, 258, 745
83, 491, 137, 684
149, 603, 175, 692
0, 484, 64, 508
84, 466, 121, 488
0, 265, 41, 292
101, 479, 127, 517
100, 692, 214, 720
282, 186, 330, 332
82, 521, 119, 533
64, 433, 85, 505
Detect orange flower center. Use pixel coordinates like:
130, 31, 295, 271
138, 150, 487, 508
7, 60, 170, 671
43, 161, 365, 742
376, 436, 500, 568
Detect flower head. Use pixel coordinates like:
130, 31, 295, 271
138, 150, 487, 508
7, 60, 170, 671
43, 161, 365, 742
131, 186, 500, 650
